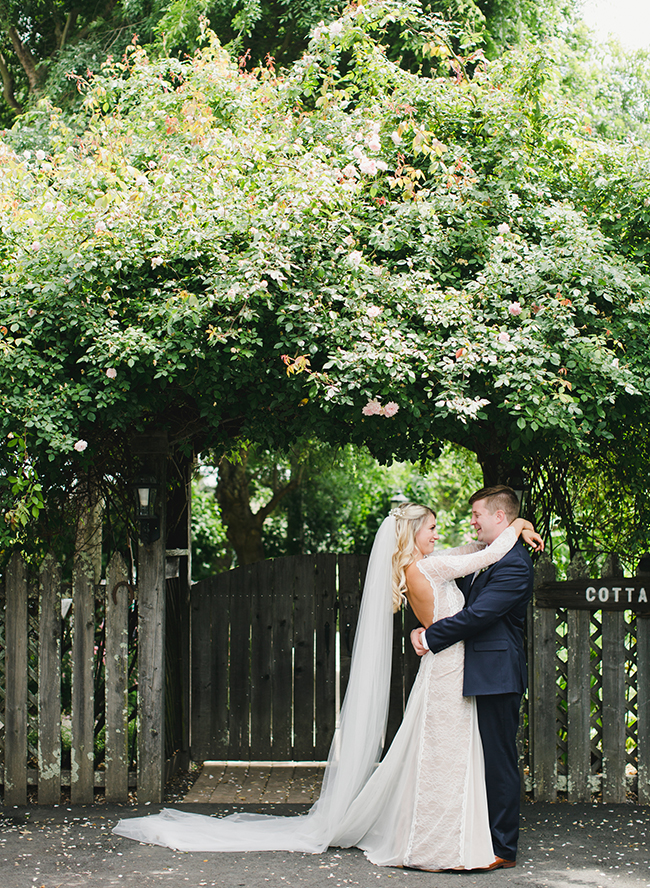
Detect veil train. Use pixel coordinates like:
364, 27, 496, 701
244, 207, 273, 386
113, 516, 397, 852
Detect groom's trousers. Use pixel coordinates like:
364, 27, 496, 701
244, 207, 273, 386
476, 692, 522, 861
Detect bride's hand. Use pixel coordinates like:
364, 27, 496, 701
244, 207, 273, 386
410, 627, 428, 658
511, 518, 544, 552
522, 527, 544, 552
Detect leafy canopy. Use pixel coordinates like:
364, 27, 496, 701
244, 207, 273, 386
1, 0, 650, 518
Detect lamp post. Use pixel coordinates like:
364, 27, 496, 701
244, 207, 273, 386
390, 491, 409, 512
508, 468, 530, 511
135, 475, 160, 545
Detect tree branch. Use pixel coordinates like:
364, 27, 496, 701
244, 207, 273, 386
257, 473, 302, 523
60, 10, 79, 51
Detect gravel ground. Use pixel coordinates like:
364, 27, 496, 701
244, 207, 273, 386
0, 801, 648, 888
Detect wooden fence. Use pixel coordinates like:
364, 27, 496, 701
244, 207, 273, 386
3, 549, 649, 804
0, 549, 189, 805
191, 552, 650, 804
529, 554, 650, 803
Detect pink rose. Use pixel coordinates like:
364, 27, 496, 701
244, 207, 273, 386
74, 439, 88, 452
359, 157, 377, 176
367, 306, 382, 317
497, 332, 510, 343
508, 302, 522, 316
106, 368, 117, 379
383, 402, 399, 417
362, 399, 383, 416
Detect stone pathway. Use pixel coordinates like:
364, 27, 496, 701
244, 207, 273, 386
183, 762, 326, 805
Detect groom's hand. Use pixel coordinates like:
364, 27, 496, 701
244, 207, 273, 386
410, 627, 428, 657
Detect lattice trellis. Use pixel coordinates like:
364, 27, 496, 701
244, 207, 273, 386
589, 610, 603, 777
556, 608, 568, 777
625, 612, 638, 779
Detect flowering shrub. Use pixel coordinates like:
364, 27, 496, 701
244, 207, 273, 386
0, 0, 649, 507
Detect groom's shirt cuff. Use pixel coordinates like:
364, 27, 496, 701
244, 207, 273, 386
420, 629, 430, 650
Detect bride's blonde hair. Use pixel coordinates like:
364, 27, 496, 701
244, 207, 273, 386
390, 503, 436, 613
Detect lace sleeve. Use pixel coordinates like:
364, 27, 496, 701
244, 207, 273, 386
434, 541, 483, 557
417, 526, 518, 584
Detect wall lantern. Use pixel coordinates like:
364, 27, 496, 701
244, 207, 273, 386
508, 468, 530, 508
135, 474, 160, 545
390, 491, 409, 512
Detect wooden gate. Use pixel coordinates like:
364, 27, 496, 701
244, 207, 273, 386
190, 554, 420, 761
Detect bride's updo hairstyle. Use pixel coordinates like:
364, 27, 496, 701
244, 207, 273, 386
390, 503, 436, 613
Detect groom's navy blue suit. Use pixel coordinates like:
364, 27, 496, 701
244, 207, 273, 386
423, 538, 533, 862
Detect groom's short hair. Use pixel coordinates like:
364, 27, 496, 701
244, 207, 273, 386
469, 485, 520, 521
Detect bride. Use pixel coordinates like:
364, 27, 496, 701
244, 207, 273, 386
114, 503, 541, 870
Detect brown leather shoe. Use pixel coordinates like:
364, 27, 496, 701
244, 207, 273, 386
475, 857, 516, 872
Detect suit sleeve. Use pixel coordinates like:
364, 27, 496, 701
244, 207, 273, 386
424, 548, 531, 654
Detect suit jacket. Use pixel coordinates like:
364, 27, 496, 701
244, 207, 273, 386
423, 538, 533, 696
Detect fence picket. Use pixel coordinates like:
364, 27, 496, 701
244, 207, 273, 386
71, 555, 95, 804
338, 556, 364, 701
38, 554, 62, 804
293, 556, 316, 760
566, 610, 590, 801
191, 575, 218, 761
105, 554, 130, 802
229, 564, 251, 756
637, 616, 650, 804
250, 560, 273, 760
4, 552, 28, 805
601, 611, 627, 803
314, 555, 337, 759
272, 559, 294, 759
137, 540, 167, 803
532, 555, 557, 801
566, 554, 590, 802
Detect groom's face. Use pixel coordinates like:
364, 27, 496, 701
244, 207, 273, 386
470, 498, 502, 545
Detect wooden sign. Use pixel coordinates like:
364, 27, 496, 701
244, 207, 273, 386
535, 577, 650, 613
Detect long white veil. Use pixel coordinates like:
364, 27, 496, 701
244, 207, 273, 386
113, 515, 397, 852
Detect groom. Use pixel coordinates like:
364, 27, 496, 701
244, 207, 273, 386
411, 485, 534, 871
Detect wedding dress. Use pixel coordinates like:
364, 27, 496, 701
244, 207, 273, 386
113, 521, 518, 870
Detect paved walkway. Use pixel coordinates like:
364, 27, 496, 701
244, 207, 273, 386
1, 766, 648, 888
183, 762, 325, 805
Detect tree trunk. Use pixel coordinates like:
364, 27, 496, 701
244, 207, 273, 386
0, 51, 22, 112
8, 26, 45, 94
477, 450, 509, 487
215, 448, 302, 566
216, 455, 266, 566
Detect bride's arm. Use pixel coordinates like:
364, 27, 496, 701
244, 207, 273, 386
418, 525, 520, 584
431, 540, 484, 557
515, 518, 544, 552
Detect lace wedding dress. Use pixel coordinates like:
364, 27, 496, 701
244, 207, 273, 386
113, 522, 518, 870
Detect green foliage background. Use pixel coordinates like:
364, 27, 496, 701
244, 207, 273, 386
1, 0, 650, 570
